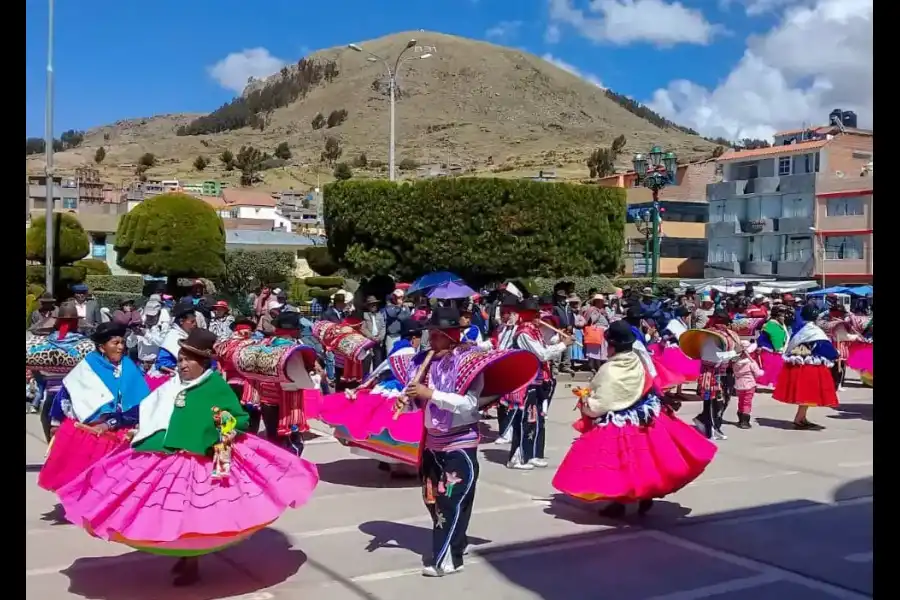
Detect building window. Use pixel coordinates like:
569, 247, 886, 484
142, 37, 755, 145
229, 208, 239, 219
62, 197, 77, 209
826, 196, 866, 216
91, 234, 107, 259
782, 196, 812, 218
784, 236, 812, 262
734, 162, 759, 180
778, 156, 791, 176
824, 235, 865, 260
659, 238, 706, 259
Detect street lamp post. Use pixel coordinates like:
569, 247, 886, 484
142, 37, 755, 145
44, 0, 56, 294
348, 40, 431, 181
632, 146, 677, 286
634, 210, 652, 277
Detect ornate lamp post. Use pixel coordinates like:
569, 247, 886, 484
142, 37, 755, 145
632, 146, 677, 285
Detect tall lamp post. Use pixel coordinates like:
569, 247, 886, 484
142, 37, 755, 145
634, 210, 653, 277
44, 0, 56, 294
348, 40, 432, 181
633, 146, 677, 286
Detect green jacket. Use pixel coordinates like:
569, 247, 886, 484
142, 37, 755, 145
134, 371, 250, 456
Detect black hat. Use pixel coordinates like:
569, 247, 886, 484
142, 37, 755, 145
90, 322, 127, 345
712, 308, 732, 324
538, 296, 555, 307
401, 318, 425, 339
172, 302, 196, 320
230, 316, 257, 331
500, 295, 521, 308
274, 311, 302, 331
605, 320, 636, 350
800, 304, 820, 322
675, 306, 691, 318
517, 297, 541, 313
426, 306, 462, 330
178, 328, 218, 358
685, 286, 696, 294
625, 305, 643, 323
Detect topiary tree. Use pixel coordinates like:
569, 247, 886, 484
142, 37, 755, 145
220, 249, 295, 297
25, 213, 91, 293
73, 258, 112, 276
114, 192, 226, 290
325, 178, 626, 283
303, 246, 340, 276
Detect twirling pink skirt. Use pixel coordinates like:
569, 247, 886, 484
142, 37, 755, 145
318, 389, 422, 445
648, 344, 696, 391
755, 349, 784, 387
652, 344, 701, 382
847, 342, 873, 374
56, 434, 319, 557
38, 419, 131, 493
552, 412, 717, 503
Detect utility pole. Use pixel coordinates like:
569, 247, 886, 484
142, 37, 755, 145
44, 0, 56, 295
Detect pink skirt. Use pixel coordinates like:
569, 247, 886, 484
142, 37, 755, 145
38, 419, 131, 493
319, 389, 422, 445
847, 342, 873, 374
56, 434, 319, 557
552, 412, 717, 503
755, 349, 784, 387
653, 344, 701, 382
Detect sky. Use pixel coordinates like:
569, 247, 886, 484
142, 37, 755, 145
25, 0, 872, 142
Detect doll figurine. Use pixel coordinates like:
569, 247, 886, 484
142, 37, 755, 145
211, 406, 238, 479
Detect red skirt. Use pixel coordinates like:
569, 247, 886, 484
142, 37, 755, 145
772, 363, 839, 408
38, 419, 131, 492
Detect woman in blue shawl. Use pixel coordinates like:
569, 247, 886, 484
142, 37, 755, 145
39, 322, 151, 493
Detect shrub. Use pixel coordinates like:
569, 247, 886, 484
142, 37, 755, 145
94, 147, 106, 164
288, 277, 310, 304
611, 277, 681, 296
25, 213, 90, 264
529, 275, 617, 298
324, 178, 626, 282
194, 155, 209, 171
220, 249, 296, 297
26, 265, 86, 287
303, 276, 344, 288
86, 275, 144, 294
327, 109, 348, 128
352, 152, 368, 168
25, 293, 37, 328
307, 286, 339, 301
333, 162, 352, 180
115, 192, 226, 279
139, 153, 157, 168
398, 158, 419, 171
303, 246, 340, 276
274, 141, 292, 160
311, 113, 326, 130
73, 258, 111, 276
92, 291, 144, 310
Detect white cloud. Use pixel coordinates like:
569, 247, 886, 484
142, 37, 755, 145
486, 20, 523, 41
547, 0, 723, 47
545, 23, 562, 44
542, 53, 605, 89
722, 0, 811, 16
208, 48, 287, 94
648, 0, 872, 141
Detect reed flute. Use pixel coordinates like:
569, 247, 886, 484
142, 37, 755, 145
393, 350, 436, 419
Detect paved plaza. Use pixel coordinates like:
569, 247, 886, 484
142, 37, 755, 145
26, 377, 873, 600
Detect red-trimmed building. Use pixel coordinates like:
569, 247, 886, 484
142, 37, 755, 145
813, 175, 873, 284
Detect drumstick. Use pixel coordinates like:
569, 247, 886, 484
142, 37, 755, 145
537, 320, 584, 347
393, 350, 435, 420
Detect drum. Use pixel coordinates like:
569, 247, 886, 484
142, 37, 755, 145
731, 317, 765, 339
312, 321, 375, 362
26, 336, 94, 374
233, 340, 318, 391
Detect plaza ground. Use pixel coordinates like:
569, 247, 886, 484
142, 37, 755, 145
25, 376, 873, 600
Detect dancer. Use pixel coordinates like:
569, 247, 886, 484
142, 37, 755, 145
773, 304, 840, 430
491, 297, 522, 446
652, 306, 700, 399
39, 322, 151, 492
56, 328, 319, 587
394, 306, 539, 576
460, 302, 493, 351
552, 321, 717, 517
755, 306, 789, 388
507, 298, 570, 470
732, 340, 763, 429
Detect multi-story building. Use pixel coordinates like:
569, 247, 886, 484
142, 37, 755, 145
275, 189, 323, 234
600, 161, 715, 278
182, 180, 229, 197
812, 173, 873, 285
203, 188, 293, 232
705, 113, 872, 279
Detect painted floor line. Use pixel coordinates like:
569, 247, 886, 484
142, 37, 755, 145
843, 552, 873, 563
642, 573, 783, 600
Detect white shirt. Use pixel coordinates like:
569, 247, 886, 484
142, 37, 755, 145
75, 302, 87, 318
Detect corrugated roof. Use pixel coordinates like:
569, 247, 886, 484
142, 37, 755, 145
221, 188, 276, 208
717, 140, 828, 162
225, 230, 325, 246
775, 125, 872, 137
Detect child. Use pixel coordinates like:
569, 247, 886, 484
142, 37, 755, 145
25, 370, 40, 414
733, 340, 763, 429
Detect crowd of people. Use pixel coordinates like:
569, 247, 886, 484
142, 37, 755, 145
25, 275, 873, 584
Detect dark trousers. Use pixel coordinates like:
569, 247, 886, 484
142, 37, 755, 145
496, 404, 513, 438
696, 373, 731, 436
421, 447, 479, 569
247, 403, 305, 457
831, 362, 844, 390
508, 383, 549, 463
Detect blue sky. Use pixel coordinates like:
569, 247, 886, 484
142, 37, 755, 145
25, 0, 871, 141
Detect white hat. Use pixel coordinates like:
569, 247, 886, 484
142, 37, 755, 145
591, 293, 605, 302
266, 298, 284, 312
143, 299, 162, 317
392, 289, 405, 297
273, 288, 283, 295
740, 339, 757, 354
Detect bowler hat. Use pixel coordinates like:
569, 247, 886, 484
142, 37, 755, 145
90, 322, 127, 345
178, 329, 218, 358
425, 306, 462, 330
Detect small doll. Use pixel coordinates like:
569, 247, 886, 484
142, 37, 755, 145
571, 386, 594, 434
211, 406, 238, 479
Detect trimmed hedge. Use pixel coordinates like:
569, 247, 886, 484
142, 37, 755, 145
303, 246, 340, 276
529, 275, 617, 299
86, 275, 144, 294
611, 277, 682, 296
304, 276, 344, 288
26, 265, 86, 286
307, 286, 339, 301
324, 178, 626, 282
73, 258, 111, 275
25, 213, 90, 264
115, 192, 226, 278
92, 291, 144, 310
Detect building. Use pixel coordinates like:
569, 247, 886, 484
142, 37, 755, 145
182, 180, 229, 197
202, 188, 292, 232
602, 161, 715, 278
27, 168, 126, 218
225, 230, 326, 277
812, 173, 873, 285
275, 189, 323, 234
705, 114, 873, 279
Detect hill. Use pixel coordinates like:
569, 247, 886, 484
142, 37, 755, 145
25, 31, 720, 190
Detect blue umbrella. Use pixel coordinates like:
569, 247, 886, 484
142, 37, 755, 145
428, 281, 477, 300
407, 271, 463, 295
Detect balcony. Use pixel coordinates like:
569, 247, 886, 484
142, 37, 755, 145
740, 260, 774, 275
738, 219, 772, 234
706, 173, 817, 199
776, 258, 814, 278
707, 220, 740, 237
817, 214, 870, 232
777, 217, 814, 234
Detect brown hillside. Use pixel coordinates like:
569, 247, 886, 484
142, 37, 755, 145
26, 31, 718, 190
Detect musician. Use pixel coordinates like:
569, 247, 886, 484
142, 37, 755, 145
460, 302, 493, 351
506, 298, 571, 471
491, 296, 522, 445
692, 309, 740, 441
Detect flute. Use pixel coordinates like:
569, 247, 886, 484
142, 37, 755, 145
393, 350, 436, 420
537, 320, 584, 347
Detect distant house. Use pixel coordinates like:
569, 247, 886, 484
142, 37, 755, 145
203, 188, 293, 232
225, 230, 326, 278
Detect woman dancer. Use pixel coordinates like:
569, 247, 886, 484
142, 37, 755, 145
39, 322, 151, 492
773, 304, 840, 430
552, 321, 717, 517
56, 329, 319, 586
755, 305, 789, 388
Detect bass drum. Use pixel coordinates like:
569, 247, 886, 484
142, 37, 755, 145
234, 340, 318, 390
26, 336, 94, 373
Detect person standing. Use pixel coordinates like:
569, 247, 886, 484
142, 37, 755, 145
383, 289, 410, 355
70, 283, 102, 332
30, 293, 56, 327
552, 291, 575, 375
732, 340, 763, 429
362, 296, 387, 367
322, 293, 348, 323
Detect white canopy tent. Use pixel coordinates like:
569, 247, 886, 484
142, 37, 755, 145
677, 278, 819, 295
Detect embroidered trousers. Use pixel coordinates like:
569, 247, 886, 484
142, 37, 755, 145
421, 447, 479, 569
508, 382, 550, 463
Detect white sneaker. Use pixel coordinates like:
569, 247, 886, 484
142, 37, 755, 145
713, 428, 728, 441
529, 458, 549, 468
422, 552, 464, 577
692, 418, 710, 438
494, 435, 511, 445
506, 458, 534, 470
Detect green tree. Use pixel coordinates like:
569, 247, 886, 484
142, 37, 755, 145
234, 145, 264, 185
220, 149, 235, 171
139, 152, 157, 168
59, 129, 85, 149
587, 134, 626, 179
73, 258, 112, 275
274, 141, 292, 160
220, 249, 296, 297
326, 108, 348, 128
311, 113, 326, 130
25, 213, 91, 288
303, 246, 340, 276
194, 155, 209, 171
398, 158, 419, 171
352, 152, 368, 168
324, 178, 626, 282
114, 192, 226, 288
320, 137, 342, 165
94, 146, 106, 164
333, 162, 352, 180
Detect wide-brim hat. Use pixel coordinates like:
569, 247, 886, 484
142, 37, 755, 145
91, 322, 127, 345
640, 287, 655, 297
401, 318, 425, 338
142, 299, 162, 316
178, 329, 218, 358
274, 311, 302, 331
517, 297, 541, 314
605, 320, 636, 348
38, 292, 55, 305
426, 306, 462, 330
57, 300, 79, 320
171, 302, 197, 320
364, 295, 379, 305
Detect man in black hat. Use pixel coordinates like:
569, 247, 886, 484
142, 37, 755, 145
396, 306, 483, 577
156, 302, 198, 373
361, 295, 387, 367
504, 298, 571, 471
693, 309, 740, 441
